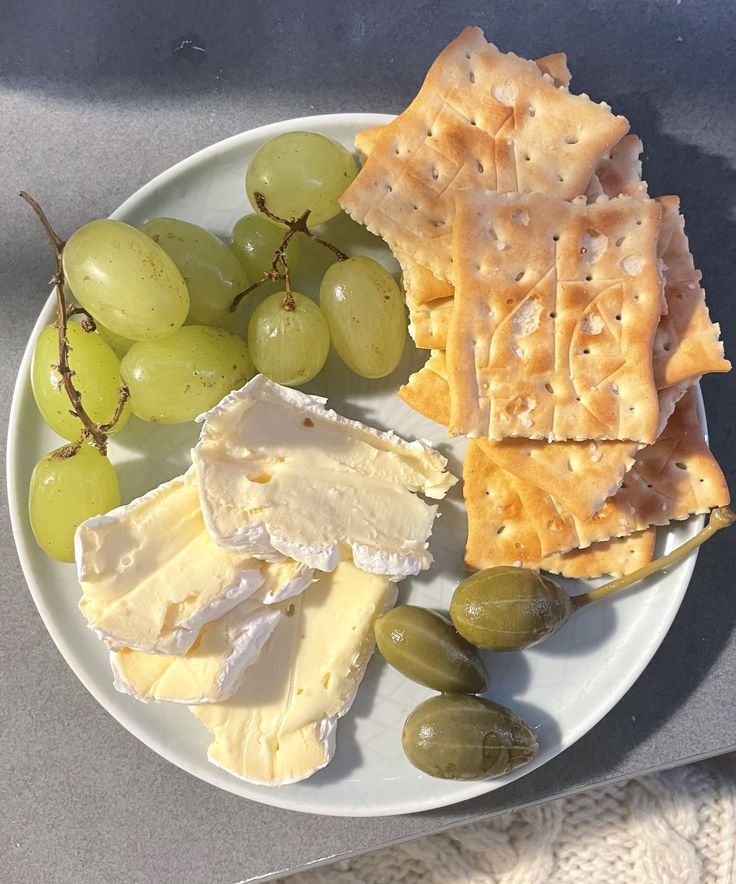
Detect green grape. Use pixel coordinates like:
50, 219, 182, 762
230, 213, 301, 279
142, 218, 249, 325
31, 323, 130, 441
29, 444, 120, 563
319, 256, 406, 378
246, 132, 357, 226
121, 326, 255, 423
247, 292, 329, 386
95, 321, 134, 357
62, 219, 189, 340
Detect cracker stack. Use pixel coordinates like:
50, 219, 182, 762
339, 26, 731, 578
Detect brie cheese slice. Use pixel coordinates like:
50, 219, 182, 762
191, 560, 397, 785
76, 470, 274, 655
192, 375, 457, 578
110, 559, 314, 704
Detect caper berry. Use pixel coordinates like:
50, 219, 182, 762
374, 605, 489, 693
450, 566, 574, 651
402, 693, 538, 780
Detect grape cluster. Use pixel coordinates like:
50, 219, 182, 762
26, 131, 409, 563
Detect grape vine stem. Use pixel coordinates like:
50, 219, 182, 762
229, 192, 348, 313
19, 192, 129, 457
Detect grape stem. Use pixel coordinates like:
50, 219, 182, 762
229, 191, 348, 313
570, 506, 736, 610
19, 192, 130, 457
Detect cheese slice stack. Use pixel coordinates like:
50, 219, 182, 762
191, 560, 397, 785
75, 377, 455, 784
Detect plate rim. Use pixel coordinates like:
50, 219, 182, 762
6, 111, 703, 817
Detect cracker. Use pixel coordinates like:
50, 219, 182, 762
399, 252, 454, 305
407, 293, 453, 349
653, 196, 730, 388
478, 435, 638, 520
464, 390, 729, 570
354, 51, 572, 163
447, 190, 664, 442
594, 134, 648, 199
339, 27, 629, 283
399, 351, 451, 425
464, 438, 578, 567
534, 52, 572, 88
540, 529, 656, 579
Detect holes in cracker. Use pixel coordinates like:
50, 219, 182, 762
565, 135, 580, 145
552, 234, 560, 241
663, 341, 672, 352
496, 525, 506, 535
477, 162, 485, 174
469, 71, 476, 84
432, 168, 439, 180
528, 106, 536, 117
675, 462, 688, 470
514, 270, 524, 281
544, 383, 554, 394
433, 219, 446, 228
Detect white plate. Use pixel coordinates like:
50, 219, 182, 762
7, 113, 703, 817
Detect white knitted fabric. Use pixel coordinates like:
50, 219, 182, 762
280, 762, 736, 884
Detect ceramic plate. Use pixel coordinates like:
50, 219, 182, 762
7, 113, 703, 816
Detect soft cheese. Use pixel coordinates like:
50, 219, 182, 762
76, 470, 278, 655
192, 375, 457, 578
110, 559, 314, 704
191, 560, 397, 785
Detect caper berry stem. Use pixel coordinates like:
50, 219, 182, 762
571, 506, 736, 610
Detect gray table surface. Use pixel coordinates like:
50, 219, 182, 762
2, 1, 735, 882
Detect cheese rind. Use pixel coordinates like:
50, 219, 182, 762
109, 560, 314, 704
193, 375, 456, 579
191, 560, 397, 785
76, 471, 269, 655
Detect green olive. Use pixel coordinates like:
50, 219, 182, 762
402, 694, 538, 780
374, 605, 488, 693
450, 567, 574, 651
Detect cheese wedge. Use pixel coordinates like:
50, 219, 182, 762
191, 560, 397, 785
76, 470, 271, 655
192, 375, 456, 579
110, 559, 314, 704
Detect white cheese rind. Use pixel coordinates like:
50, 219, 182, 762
76, 470, 269, 655
193, 375, 455, 579
191, 560, 398, 785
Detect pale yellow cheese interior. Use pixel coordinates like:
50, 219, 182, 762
191, 560, 396, 785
